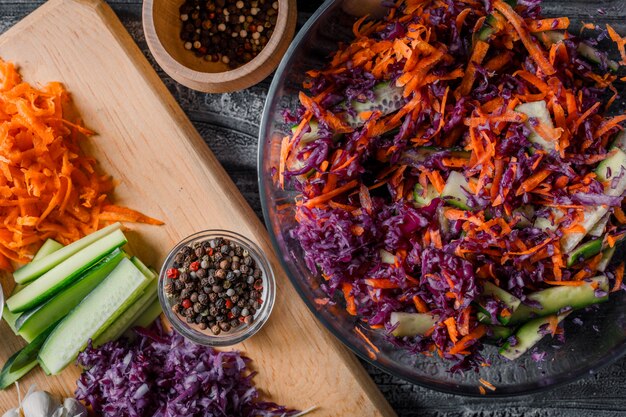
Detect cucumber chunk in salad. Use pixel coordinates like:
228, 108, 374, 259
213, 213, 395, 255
499, 312, 570, 361
508, 276, 609, 325
442, 171, 472, 210
477, 282, 521, 325
515, 100, 555, 151
390, 312, 438, 337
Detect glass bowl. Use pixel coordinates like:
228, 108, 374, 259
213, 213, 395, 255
158, 230, 276, 347
258, 0, 626, 396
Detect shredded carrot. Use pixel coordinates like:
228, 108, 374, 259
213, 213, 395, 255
612, 263, 624, 293
413, 295, 429, 313
444, 317, 459, 343
607, 24, 626, 65
364, 278, 400, 289
0, 59, 162, 267
528, 18, 570, 32
355, 326, 381, 354
342, 282, 357, 315
479, 378, 496, 391
303, 180, 359, 208
493, 1, 556, 75
449, 325, 487, 355
543, 280, 585, 286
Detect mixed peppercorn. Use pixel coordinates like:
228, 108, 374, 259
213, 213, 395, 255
179, 0, 279, 69
165, 237, 264, 335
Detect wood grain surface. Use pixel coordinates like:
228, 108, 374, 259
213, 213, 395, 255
0, 0, 626, 416
0, 0, 394, 415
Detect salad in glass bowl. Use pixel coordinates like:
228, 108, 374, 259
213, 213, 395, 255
260, 0, 626, 394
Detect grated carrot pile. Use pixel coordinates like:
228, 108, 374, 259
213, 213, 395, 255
0, 59, 162, 270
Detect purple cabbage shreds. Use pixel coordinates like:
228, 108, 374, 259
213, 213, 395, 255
530, 348, 547, 363
572, 317, 584, 326
507, 335, 519, 347
75, 323, 299, 417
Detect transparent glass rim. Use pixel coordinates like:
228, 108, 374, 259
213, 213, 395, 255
158, 229, 276, 347
257, 0, 626, 397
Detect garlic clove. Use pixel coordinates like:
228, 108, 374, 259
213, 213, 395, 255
62, 399, 87, 417
21, 391, 60, 417
1, 407, 21, 417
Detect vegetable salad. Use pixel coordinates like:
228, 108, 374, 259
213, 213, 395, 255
279, 0, 626, 371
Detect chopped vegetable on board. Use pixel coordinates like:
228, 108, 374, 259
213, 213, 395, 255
0, 59, 162, 270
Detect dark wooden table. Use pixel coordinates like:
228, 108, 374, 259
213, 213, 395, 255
2, 0, 626, 415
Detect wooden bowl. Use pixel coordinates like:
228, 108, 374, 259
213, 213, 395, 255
142, 0, 297, 93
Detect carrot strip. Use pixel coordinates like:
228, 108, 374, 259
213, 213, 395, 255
413, 295, 429, 313
449, 325, 487, 355
303, 180, 359, 208
364, 278, 400, 289
493, 1, 556, 75
342, 283, 357, 315
543, 280, 585, 286
444, 317, 459, 343
612, 263, 624, 293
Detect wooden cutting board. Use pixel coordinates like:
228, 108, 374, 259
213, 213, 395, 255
0, 0, 395, 415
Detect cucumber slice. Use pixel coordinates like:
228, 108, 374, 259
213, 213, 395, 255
38, 257, 150, 375
379, 249, 396, 265
2, 285, 25, 334
566, 239, 602, 267
13, 222, 121, 284
390, 312, 438, 337
562, 148, 626, 253
0, 350, 37, 390
499, 312, 570, 360
596, 148, 626, 195
534, 212, 561, 232
7, 229, 127, 313
511, 205, 535, 228
612, 130, 626, 152
478, 282, 521, 325
32, 239, 64, 262
413, 184, 439, 207
542, 31, 619, 72
344, 82, 405, 127
93, 277, 157, 347
16, 249, 126, 343
130, 298, 162, 329
515, 100, 555, 151
588, 213, 610, 238
10, 321, 58, 372
442, 171, 471, 210
509, 276, 608, 325
598, 247, 616, 272
488, 325, 514, 341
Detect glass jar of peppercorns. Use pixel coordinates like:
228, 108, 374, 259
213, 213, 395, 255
158, 230, 276, 346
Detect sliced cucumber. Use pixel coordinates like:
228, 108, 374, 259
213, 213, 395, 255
93, 277, 157, 347
413, 184, 439, 207
509, 276, 608, 325
10, 322, 58, 372
534, 211, 561, 232
15, 249, 126, 343
596, 148, 626, 195
38, 257, 150, 375
7, 229, 127, 313
511, 206, 535, 228
562, 148, 626, 253
0, 350, 37, 390
589, 213, 610, 238
566, 239, 602, 267
612, 130, 626, 152
344, 82, 405, 127
478, 282, 521, 325
13, 222, 121, 284
488, 325, 514, 341
542, 31, 619, 72
499, 312, 570, 360
442, 171, 471, 210
32, 239, 63, 262
379, 249, 396, 265
130, 298, 162, 329
390, 312, 438, 337
515, 100, 555, 151
598, 247, 616, 272
2, 286, 24, 334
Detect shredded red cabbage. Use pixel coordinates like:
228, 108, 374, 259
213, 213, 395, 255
75, 323, 298, 417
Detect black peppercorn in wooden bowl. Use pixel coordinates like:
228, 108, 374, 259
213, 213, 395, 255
142, 0, 297, 93
158, 230, 276, 346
